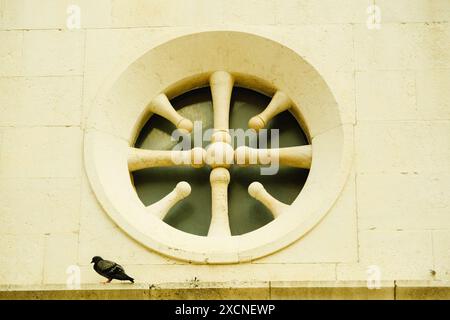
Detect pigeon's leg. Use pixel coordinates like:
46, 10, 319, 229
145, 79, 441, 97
101, 279, 112, 284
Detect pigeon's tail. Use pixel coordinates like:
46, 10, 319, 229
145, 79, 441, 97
115, 271, 134, 283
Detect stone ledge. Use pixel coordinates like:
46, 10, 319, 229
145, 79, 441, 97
270, 281, 394, 300
396, 280, 450, 300
1, 280, 448, 300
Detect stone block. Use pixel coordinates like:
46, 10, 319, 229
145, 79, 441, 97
148, 281, 270, 300
270, 281, 394, 299
376, 0, 450, 23
396, 280, 450, 300
0, 178, 80, 235
356, 70, 417, 121
276, 25, 354, 73
111, 0, 223, 27
0, 76, 82, 126
0, 234, 45, 285
354, 23, 450, 71
0, 127, 82, 178
356, 121, 450, 173
22, 30, 84, 76
0, 31, 23, 76
416, 69, 450, 120
337, 231, 434, 280
357, 173, 450, 230
275, 0, 372, 24
222, 0, 276, 25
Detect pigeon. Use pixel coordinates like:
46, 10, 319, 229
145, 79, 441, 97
91, 256, 134, 283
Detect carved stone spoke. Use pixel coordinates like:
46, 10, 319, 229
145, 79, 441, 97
146, 181, 192, 220
127, 147, 206, 171
208, 168, 231, 236
210, 71, 234, 133
248, 90, 291, 132
205, 71, 235, 237
248, 182, 289, 218
148, 93, 193, 133
234, 145, 312, 169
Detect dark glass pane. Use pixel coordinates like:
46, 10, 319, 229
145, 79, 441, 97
132, 87, 309, 236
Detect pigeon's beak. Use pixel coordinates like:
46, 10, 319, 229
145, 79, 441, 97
90, 258, 94, 263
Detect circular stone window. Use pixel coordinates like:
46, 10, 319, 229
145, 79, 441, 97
84, 31, 353, 263
132, 87, 309, 236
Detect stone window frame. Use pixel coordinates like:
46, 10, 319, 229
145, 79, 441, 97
84, 31, 353, 264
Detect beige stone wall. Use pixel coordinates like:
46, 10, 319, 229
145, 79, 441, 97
0, 0, 449, 290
